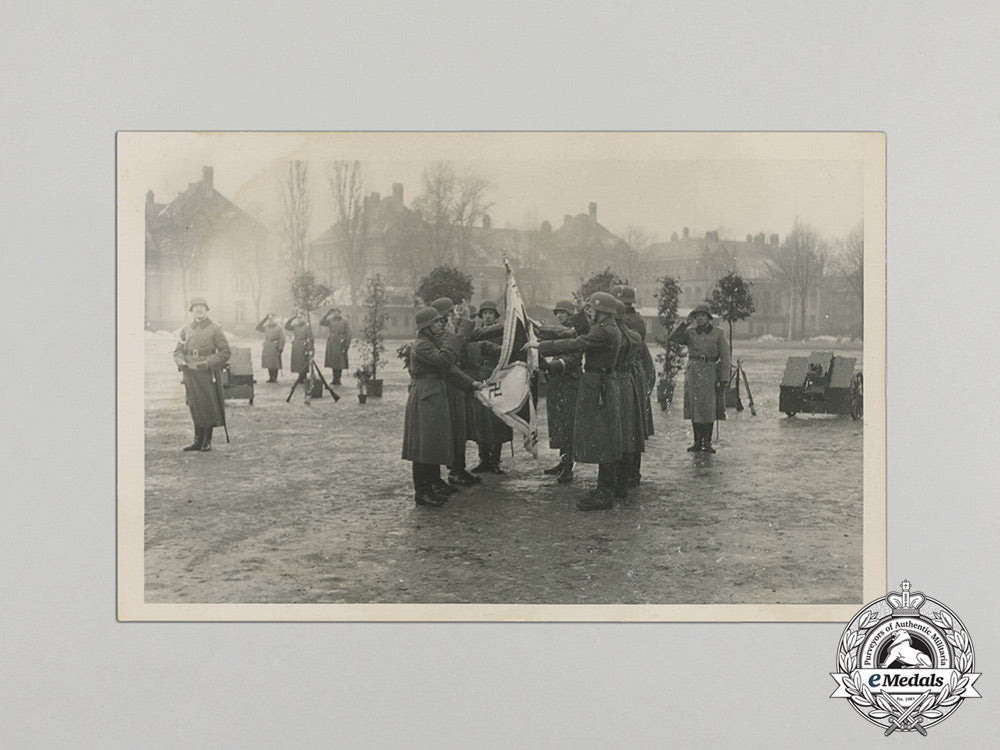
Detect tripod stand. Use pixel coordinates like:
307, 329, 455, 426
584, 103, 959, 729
286, 352, 340, 403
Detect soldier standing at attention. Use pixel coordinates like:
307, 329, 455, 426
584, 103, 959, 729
669, 303, 731, 453
535, 299, 581, 483
614, 285, 655, 482
613, 299, 646, 496
530, 291, 623, 510
402, 306, 482, 507
285, 311, 314, 384
469, 300, 512, 474
173, 298, 231, 452
255, 313, 285, 383
319, 306, 351, 385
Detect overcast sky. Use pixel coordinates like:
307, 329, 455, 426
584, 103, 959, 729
135, 133, 866, 246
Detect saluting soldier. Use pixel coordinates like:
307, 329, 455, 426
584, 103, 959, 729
669, 303, 731, 453
173, 298, 231, 452
531, 291, 623, 510
614, 299, 647, 496
402, 306, 482, 507
319, 307, 351, 385
536, 299, 582, 483
468, 300, 512, 474
285, 311, 314, 384
255, 313, 285, 383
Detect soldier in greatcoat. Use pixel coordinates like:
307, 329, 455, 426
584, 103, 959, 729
285, 312, 314, 383
531, 291, 622, 510
430, 297, 481, 489
468, 300, 512, 474
402, 306, 482, 507
255, 313, 285, 383
669, 303, 731, 453
535, 299, 582, 483
614, 299, 647, 496
614, 285, 655, 482
319, 307, 351, 385
173, 298, 231, 452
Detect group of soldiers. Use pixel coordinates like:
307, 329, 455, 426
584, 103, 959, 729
172, 286, 732, 512
400, 285, 731, 511
255, 307, 352, 386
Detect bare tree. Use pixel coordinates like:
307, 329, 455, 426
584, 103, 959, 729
765, 221, 827, 339
834, 223, 864, 305
280, 160, 311, 274
329, 160, 370, 309
412, 162, 492, 267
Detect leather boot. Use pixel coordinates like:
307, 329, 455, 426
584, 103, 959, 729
626, 453, 641, 487
489, 444, 505, 474
577, 487, 614, 511
182, 427, 203, 451
432, 478, 459, 496
447, 470, 474, 487
543, 461, 564, 475
199, 427, 213, 451
613, 456, 629, 499
701, 424, 716, 453
471, 444, 491, 473
456, 468, 481, 484
687, 424, 702, 452
414, 488, 445, 507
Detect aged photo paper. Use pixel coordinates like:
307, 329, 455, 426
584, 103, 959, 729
117, 131, 885, 621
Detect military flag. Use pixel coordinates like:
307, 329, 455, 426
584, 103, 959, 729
474, 257, 538, 457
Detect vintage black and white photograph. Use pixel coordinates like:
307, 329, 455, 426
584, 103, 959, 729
118, 131, 884, 620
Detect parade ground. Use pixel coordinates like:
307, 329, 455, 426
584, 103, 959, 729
142, 332, 864, 606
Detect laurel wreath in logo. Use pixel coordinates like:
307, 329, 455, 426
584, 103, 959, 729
837, 607, 975, 726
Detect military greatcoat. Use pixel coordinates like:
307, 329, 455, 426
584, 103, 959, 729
615, 322, 646, 454
285, 316, 314, 375
670, 321, 731, 423
539, 316, 622, 464
320, 314, 352, 370
401, 330, 460, 466
173, 318, 231, 428
256, 319, 285, 371
467, 324, 513, 445
536, 324, 581, 451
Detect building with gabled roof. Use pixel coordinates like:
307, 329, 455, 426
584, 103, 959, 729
145, 166, 269, 331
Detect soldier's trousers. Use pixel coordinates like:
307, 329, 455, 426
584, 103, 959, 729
411, 462, 439, 491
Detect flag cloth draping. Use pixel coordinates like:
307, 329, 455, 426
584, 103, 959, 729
474, 257, 538, 457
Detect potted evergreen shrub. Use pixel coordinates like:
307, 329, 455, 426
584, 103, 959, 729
358, 274, 388, 397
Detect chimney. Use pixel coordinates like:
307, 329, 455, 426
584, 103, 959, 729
588, 202, 597, 224
770, 233, 779, 246
482, 214, 491, 229
755, 232, 765, 244
541, 220, 552, 233
392, 183, 403, 202
671, 231, 679, 241
746, 234, 753, 243
202, 166, 213, 195
683, 227, 689, 239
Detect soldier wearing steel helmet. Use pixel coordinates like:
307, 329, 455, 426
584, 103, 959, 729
669, 303, 731, 453
529, 291, 623, 510
535, 298, 582, 483
402, 306, 482, 507
173, 298, 231, 452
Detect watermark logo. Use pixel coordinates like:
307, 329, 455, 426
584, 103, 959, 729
831, 580, 981, 735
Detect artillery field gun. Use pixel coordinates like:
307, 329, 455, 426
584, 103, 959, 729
779, 351, 862, 419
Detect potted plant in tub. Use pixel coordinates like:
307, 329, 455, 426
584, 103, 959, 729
353, 364, 372, 404
358, 274, 388, 397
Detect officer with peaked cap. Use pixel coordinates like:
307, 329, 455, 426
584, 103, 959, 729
173, 298, 231, 451
402, 306, 482, 507
669, 303, 731, 452
535, 299, 582, 483
529, 291, 622, 510
319, 306, 351, 385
